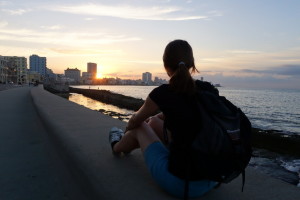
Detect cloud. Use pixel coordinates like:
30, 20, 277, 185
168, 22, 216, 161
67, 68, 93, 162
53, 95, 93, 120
0, 28, 142, 47
0, 1, 10, 6
195, 70, 300, 89
123, 60, 162, 65
194, 64, 300, 89
49, 48, 122, 56
85, 18, 95, 21
1, 8, 31, 15
268, 65, 300, 77
48, 3, 208, 21
240, 65, 300, 77
0, 21, 8, 28
40, 25, 63, 30
199, 48, 300, 74
207, 10, 223, 17
227, 50, 262, 54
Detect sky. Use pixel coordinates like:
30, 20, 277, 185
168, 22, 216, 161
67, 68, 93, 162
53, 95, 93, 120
1, 0, 300, 89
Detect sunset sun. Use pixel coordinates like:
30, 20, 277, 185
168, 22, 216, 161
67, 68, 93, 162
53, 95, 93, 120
96, 73, 103, 79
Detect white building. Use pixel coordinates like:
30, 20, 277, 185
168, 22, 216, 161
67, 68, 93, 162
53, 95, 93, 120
142, 72, 152, 85
65, 68, 81, 83
81, 72, 93, 84
30, 54, 46, 76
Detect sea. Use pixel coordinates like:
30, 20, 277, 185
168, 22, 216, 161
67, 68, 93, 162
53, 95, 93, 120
69, 85, 300, 187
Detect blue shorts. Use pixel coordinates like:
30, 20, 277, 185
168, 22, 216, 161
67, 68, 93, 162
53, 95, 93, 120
144, 142, 217, 198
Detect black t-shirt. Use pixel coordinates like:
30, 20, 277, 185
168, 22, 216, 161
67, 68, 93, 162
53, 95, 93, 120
149, 80, 219, 177
149, 84, 196, 142
149, 80, 218, 143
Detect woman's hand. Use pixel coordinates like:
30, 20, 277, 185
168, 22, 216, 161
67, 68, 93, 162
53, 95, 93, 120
156, 112, 165, 120
145, 116, 153, 123
145, 112, 164, 123
125, 97, 159, 133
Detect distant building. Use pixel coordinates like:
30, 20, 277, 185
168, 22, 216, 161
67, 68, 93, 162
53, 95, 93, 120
2, 56, 28, 84
56, 74, 73, 84
30, 54, 46, 76
46, 68, 57, 80
0, 56, 8, 83
28, 70, 42, 83
64, 68, 81, 83
142, 72, 152, 85
82, 72, 93, 84
154, 76, 168, 85
87, 62, 97, 79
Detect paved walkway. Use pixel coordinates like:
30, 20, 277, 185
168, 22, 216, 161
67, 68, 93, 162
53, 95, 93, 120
0, 87, 84, 200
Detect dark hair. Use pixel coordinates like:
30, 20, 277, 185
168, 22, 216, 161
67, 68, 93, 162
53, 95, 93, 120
163, 39, 198, 95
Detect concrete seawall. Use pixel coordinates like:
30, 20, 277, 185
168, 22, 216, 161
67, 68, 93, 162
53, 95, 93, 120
2, 86, 299, 199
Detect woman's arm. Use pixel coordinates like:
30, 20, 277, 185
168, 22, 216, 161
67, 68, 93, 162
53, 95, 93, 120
126, 96, 159, 131
145, 112, 165, 123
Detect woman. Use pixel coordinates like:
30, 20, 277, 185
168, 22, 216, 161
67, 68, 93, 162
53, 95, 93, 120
109, 40, 217, 198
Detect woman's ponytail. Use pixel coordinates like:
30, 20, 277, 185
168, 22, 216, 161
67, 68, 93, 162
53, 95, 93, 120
169, 61, 195, 95
163, 40, 198, 95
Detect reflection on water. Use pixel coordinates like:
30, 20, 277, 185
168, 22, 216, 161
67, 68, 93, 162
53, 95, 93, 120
68, 93, 134, 121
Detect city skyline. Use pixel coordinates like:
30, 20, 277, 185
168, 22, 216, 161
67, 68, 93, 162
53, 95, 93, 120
1, 0, 300, 89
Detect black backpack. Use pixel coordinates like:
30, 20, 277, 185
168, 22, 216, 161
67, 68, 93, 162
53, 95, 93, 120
166, 81, 252, 198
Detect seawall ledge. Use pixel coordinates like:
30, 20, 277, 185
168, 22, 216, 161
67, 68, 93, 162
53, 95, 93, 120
30, 86, 300, 200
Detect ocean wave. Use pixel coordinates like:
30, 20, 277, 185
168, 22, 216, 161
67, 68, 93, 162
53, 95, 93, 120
279, 159, 300, 187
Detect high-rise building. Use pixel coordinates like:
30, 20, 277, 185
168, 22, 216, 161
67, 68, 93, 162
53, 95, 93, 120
30, 54, 46, 76
142, 72, 152, 84
87, 62, 97, 79
65, 68, 81, 83
2, 56, 27, 84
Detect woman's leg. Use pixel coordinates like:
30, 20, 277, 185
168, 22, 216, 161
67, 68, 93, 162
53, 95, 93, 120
113, 122, 161, 153
147, 116, 164, 141
147, 116, 172, 143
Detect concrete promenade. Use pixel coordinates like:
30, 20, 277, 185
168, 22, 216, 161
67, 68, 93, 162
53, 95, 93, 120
0, 87, 83, 200
1, 86, 300, 199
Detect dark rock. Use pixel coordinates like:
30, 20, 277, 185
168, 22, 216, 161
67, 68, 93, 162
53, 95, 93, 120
252, 128, 300, 157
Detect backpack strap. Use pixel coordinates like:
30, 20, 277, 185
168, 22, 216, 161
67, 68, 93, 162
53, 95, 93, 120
184, 151, 191, 200
184, 178, 190, 200
164, 121, 191, 199
242, 170, 246, 192
163, 122, 169, 145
